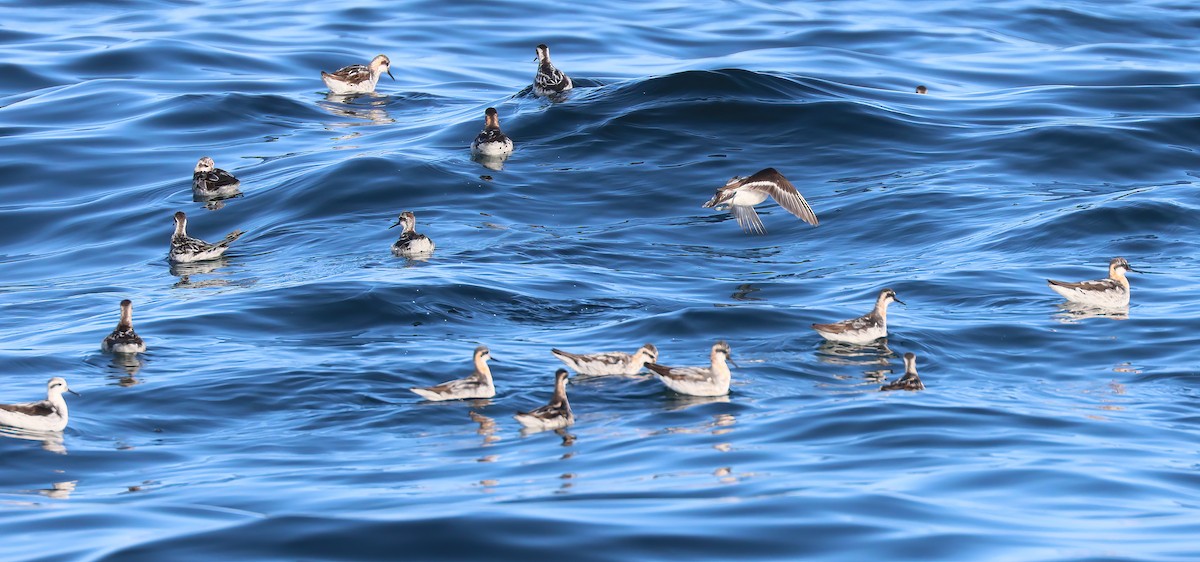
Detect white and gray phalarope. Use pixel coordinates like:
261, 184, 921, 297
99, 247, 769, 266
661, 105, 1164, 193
192, 156, 241, 200
514, 369, 574, 431
390, 211, 435, 258
644, 341, 735, 397
169, 211, 244, 263
470, 107, 514, 158
533, 44, 572, 97
880, 352, 924, 391
0, 378, 78, 432
1047, 257, 1140, 308
702, 168, 819, 234
101, 299, 146, 354
322, 54, 394, 95
812, 288, 903, 345
410, 345, 496, 401
551, 343, 657, 376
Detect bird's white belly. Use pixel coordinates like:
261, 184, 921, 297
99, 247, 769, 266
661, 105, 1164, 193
729, 190, 768, 206
472, 139, 513, 157
1050, 284, 1129, 308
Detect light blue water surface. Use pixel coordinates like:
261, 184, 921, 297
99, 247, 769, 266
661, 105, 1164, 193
1, 1, 1199, 560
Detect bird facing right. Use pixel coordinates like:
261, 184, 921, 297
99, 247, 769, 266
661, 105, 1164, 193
551, 343, 657, 376
812, 288, 904, 345
1047, 257, 1139, 308
644, 341, 735, 397
0, 378, 78, 432
322, 54, 394, 95
410, 345, 496, 401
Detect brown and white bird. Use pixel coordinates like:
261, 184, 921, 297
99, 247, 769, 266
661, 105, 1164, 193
410, 345, 496, 401
101, 299, 146, 354
551, 343, 657, 377
0, 378, 78, 432
192, 156, 241, 200
812, 288, 903, 345
390, 211, 435, 258
880, 352, 924, 391
1047, 257, 1140, 308
322, 54, 394, 95
533, 44, 572, 97
169, 211, 244, 263
644, 341, 735, 397
470, 107, 514, 157
514, 369, 574, 431
702, 168, 818, 234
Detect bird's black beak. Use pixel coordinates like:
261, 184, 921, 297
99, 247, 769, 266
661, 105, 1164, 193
387, 69, 395, 81
894, 298, 907, 306
1127, 267, 1144, 274
728, 357, 740, 369
388, 220, 401, 229
67, 389, 80, 397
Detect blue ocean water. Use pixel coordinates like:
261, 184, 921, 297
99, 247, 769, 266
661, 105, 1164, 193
2, 0, 1199, 560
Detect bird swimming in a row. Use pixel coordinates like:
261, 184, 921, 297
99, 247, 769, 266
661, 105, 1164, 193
0, 378, 77, 432
410, 345, 496, 401
1048, 257, 1139, 308
322, 54, 394, 95
702, 168, 819, 234
169, 211, 244, 263
645, 341, 735, 397
880, 352, 924, 391
551, 343, 657, 376
390, 211, 435, 258
470, 107, 514, 158
100, 299, 146, 354
513, 369, 574, 431
812, 288, 903, 345
192, 156, 241, 201
533, 44, 572, 97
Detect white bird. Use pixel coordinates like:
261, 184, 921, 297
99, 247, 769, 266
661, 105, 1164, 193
0, 378, 78, 432
812, 288, 903, 345
390, 211, 435, 258
551, 343, 657, 376
411, 345, 496, 401
169, 211, 244, 263
880, 352, 924, 391
644, 341, 735, 397
192, 156, 241, 200
514, 369, 574, 431
470, 107, 514, 158
702, 168, 819, 234
322, 54, 394, 95
1047, 257, 1140, 308
533, 44, 572, 97
100, 299, 146, 354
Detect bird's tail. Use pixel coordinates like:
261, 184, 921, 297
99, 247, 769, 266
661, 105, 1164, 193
218, 230, 244, 248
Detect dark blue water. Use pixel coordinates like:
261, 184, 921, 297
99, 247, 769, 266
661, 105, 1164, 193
2, 1, 1199, 560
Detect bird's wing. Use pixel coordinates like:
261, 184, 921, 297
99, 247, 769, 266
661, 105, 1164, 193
738, 170, 818, 226
730, 204, 767, 235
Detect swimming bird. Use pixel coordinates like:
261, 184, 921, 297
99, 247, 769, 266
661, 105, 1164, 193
702, 168, 819, 234
1047, 257, 1140, 308
192, 156, 241, 200
390, 211, 435, 258
533, 44, 572, 97
881, 352, 924, 391
321, 54, 394, 95
0, 378, 78, 432
100, 299, 146, 354
915, 85, 928, 94
410, 345, 496, 401
812, 288, 903, 345
551, 343, 657, 376
514, 369, 574, 431
169, 211, 244, 263
644, 341, 735, 397
470, 107, 514, 158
